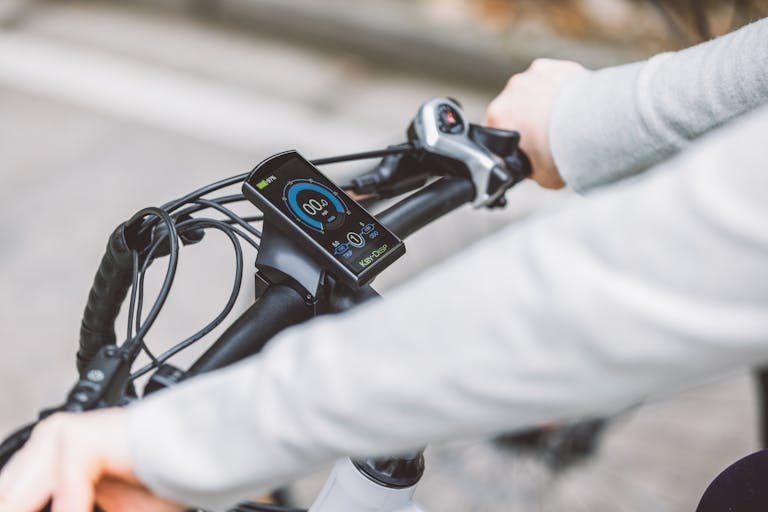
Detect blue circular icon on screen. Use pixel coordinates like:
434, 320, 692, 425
283, 180, 347, 232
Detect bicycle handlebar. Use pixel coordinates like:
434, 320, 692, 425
187, 285, 314, 375
0, 96, 530, 512
376, 176, 475, 239
186, 175, 475, 376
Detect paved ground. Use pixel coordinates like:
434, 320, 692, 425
0, 3, 759, 511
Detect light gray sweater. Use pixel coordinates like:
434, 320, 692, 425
129, 20, 768, 510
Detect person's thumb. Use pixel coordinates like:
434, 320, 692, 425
50, 447, 97, 512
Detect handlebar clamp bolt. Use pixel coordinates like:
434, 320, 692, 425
86, 369, 105, 382
73, 392, 90, 403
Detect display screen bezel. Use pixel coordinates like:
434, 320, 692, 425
243, 150, 405, 287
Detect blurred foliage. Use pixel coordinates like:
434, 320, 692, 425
428, 0, 768, 50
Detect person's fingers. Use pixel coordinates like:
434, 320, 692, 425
96, 478, 185, 512
0, 410, 135, 512
0, 422, 59, 511
51, 484, 94, 512
50, 410, 133, 512
482, 58, 589, 189
51, 448, 97, 512
483, 108, 513, 128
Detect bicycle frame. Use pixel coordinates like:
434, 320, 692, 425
309, 458, 426, 512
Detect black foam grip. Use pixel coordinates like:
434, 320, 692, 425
0, 423, 34, 471
77, 225, 134, 374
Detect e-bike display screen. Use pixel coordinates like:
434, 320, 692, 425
243, 151, 405, 287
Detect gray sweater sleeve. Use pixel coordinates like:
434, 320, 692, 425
130, 105, 768, 510
550, 18, 768, 193
126, 21, 768, 511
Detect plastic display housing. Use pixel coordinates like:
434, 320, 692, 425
243, 151, 406, 288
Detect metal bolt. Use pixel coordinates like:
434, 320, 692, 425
87, 369, 105, 382
73, 392, 89, 403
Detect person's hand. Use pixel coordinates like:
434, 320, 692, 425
485, 58, 589, 189
0, 409, 184, 512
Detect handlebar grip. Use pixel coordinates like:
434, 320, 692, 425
188, 284, 314, 376
77, 224, 134, 375
0, 423, 34, 471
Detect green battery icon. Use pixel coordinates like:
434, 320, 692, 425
256, 180, 269, 190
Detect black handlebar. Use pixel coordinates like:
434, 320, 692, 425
74, 168, 475, 386
187, 284, 313, 375
0, 168, 478, 483
0, 423, 34, 470
1, 90, 522, 497
185, 175, 475, 375
378, 176, 475, 239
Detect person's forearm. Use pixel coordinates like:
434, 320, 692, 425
129, 106, 768, 510
551, 18, 768, 192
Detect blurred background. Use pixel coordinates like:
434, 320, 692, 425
0, 1, 766, 510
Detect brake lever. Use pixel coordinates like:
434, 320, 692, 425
347, 98, 531, 208
408, 97, 531, 208
466, 123, 531, 208
346, 151, 430, 200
